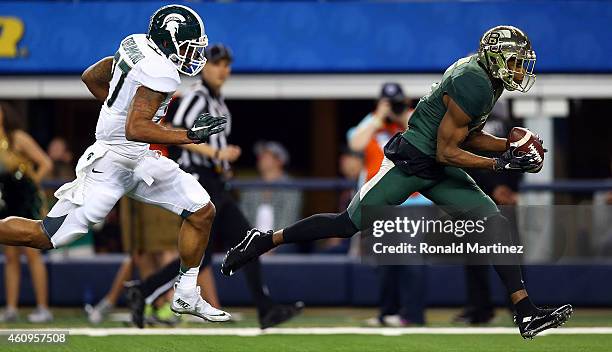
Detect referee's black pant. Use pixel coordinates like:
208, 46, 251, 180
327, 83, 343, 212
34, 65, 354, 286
137, 169, 275, 315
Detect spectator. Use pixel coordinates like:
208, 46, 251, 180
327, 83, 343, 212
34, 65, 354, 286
46, 137, 74, 180
347, 83, 427, 326
0, 102, 53, 323
348, 82, 412, 180
240, 141, 303, 233
317, 147, 362, 254
594, 159, 612, 255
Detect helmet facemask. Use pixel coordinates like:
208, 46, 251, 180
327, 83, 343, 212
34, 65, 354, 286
168, 34, 208, 76
479, 26, 537, 93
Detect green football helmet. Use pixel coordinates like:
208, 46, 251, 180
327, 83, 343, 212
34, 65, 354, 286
478, 25, 536, 92
147, 4, 208, 76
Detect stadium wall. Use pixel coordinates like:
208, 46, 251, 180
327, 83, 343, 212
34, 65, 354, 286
1, 257, 610, 307
0, 1, 611, 73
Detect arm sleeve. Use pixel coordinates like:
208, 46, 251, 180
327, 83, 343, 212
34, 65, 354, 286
445, 73, 492, 120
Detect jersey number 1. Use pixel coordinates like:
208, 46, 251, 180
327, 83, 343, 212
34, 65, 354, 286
106, 52, 132, 108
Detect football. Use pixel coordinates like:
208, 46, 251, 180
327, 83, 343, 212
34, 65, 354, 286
507, 127, 545, 169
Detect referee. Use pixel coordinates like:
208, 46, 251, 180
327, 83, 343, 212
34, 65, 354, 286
125, 44, 302, 329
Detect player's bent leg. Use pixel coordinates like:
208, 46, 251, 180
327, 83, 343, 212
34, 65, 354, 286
222, 157, 433, 277
42, 196, 110, 249
178, 202, 215, 268
171, 203, 230, 322
128, 159, 230, 323
0, 217, 52, 249
421, 167, 572, 338
221, 211, 357, 276
347, 157, 435, 228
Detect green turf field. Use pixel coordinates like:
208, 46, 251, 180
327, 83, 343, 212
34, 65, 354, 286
4, 307, 612, 328
0, 308, 610, 351
1, 334, 611, 352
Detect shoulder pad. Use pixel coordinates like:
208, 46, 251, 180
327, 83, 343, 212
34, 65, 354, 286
135, 56, 180, 93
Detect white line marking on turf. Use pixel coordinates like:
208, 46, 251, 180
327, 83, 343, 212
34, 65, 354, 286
5, 327, 612, 337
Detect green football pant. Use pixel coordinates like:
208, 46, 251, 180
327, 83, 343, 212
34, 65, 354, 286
347, 157, 499, 229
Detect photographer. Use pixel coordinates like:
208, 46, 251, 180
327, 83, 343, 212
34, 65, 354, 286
348, 84, 426, 326
348, 82, 412, 181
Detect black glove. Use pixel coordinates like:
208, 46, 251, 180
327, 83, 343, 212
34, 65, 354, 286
187, 113, 227, 143
494, 149, 541, 173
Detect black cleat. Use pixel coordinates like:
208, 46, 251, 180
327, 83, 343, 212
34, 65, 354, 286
259, 302, 305, 330
517, 304, 573, 339
452, 308, 495, 325
221, 228, 274, 276
124, 281, 145, 329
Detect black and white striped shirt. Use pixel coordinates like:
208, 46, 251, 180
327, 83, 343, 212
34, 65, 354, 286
171, 81, 232, 173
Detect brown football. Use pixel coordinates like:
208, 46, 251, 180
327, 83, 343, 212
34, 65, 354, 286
507, 127, 545, 168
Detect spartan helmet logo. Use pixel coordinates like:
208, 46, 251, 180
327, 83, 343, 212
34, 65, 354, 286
162, 14, 186, 36
147, 5, 208, 76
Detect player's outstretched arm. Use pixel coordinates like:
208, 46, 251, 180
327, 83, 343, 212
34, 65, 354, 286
81, 57, 114, 102
126, 86, 196, 144
436, 95, 497, 170
126, 87, 226, 144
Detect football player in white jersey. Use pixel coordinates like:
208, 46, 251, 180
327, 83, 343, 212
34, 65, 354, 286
0, 4, 231, 323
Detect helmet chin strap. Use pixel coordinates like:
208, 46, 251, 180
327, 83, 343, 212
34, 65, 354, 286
146, 37, 165, 58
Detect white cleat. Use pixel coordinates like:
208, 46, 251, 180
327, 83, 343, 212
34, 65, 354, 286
85, 300, 112, 325
27, 307, 54, 323
171, 286, 231, 322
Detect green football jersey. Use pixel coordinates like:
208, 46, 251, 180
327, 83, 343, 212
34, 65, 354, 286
402, 55, 504, 157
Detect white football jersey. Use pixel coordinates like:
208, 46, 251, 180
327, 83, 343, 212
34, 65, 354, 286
95, 34, 180, 158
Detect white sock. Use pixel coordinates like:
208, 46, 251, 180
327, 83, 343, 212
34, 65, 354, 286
176, 266, 199, 293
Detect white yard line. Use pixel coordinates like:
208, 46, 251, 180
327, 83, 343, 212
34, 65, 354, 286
2, 327, 612, 337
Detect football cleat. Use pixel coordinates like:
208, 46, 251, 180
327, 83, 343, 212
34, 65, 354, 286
221, 228, 274, 276
124, 281, 146, 328
259, 301, 305, 330
171, 285, 230, 322
517, 304, 573, 339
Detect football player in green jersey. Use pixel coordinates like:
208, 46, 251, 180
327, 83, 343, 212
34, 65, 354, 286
222, 25, 572, 338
